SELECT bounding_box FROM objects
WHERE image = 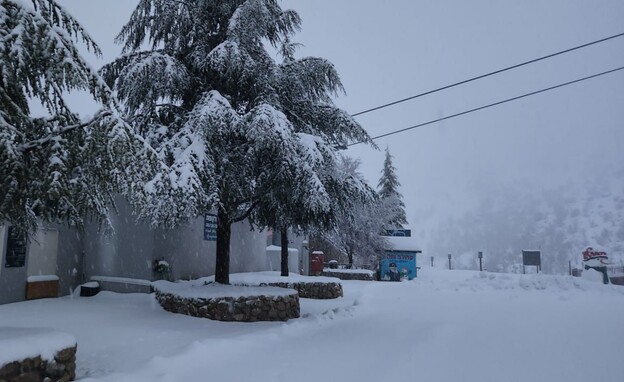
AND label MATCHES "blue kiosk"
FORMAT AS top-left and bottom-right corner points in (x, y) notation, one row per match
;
(379, 229), (421, 281)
